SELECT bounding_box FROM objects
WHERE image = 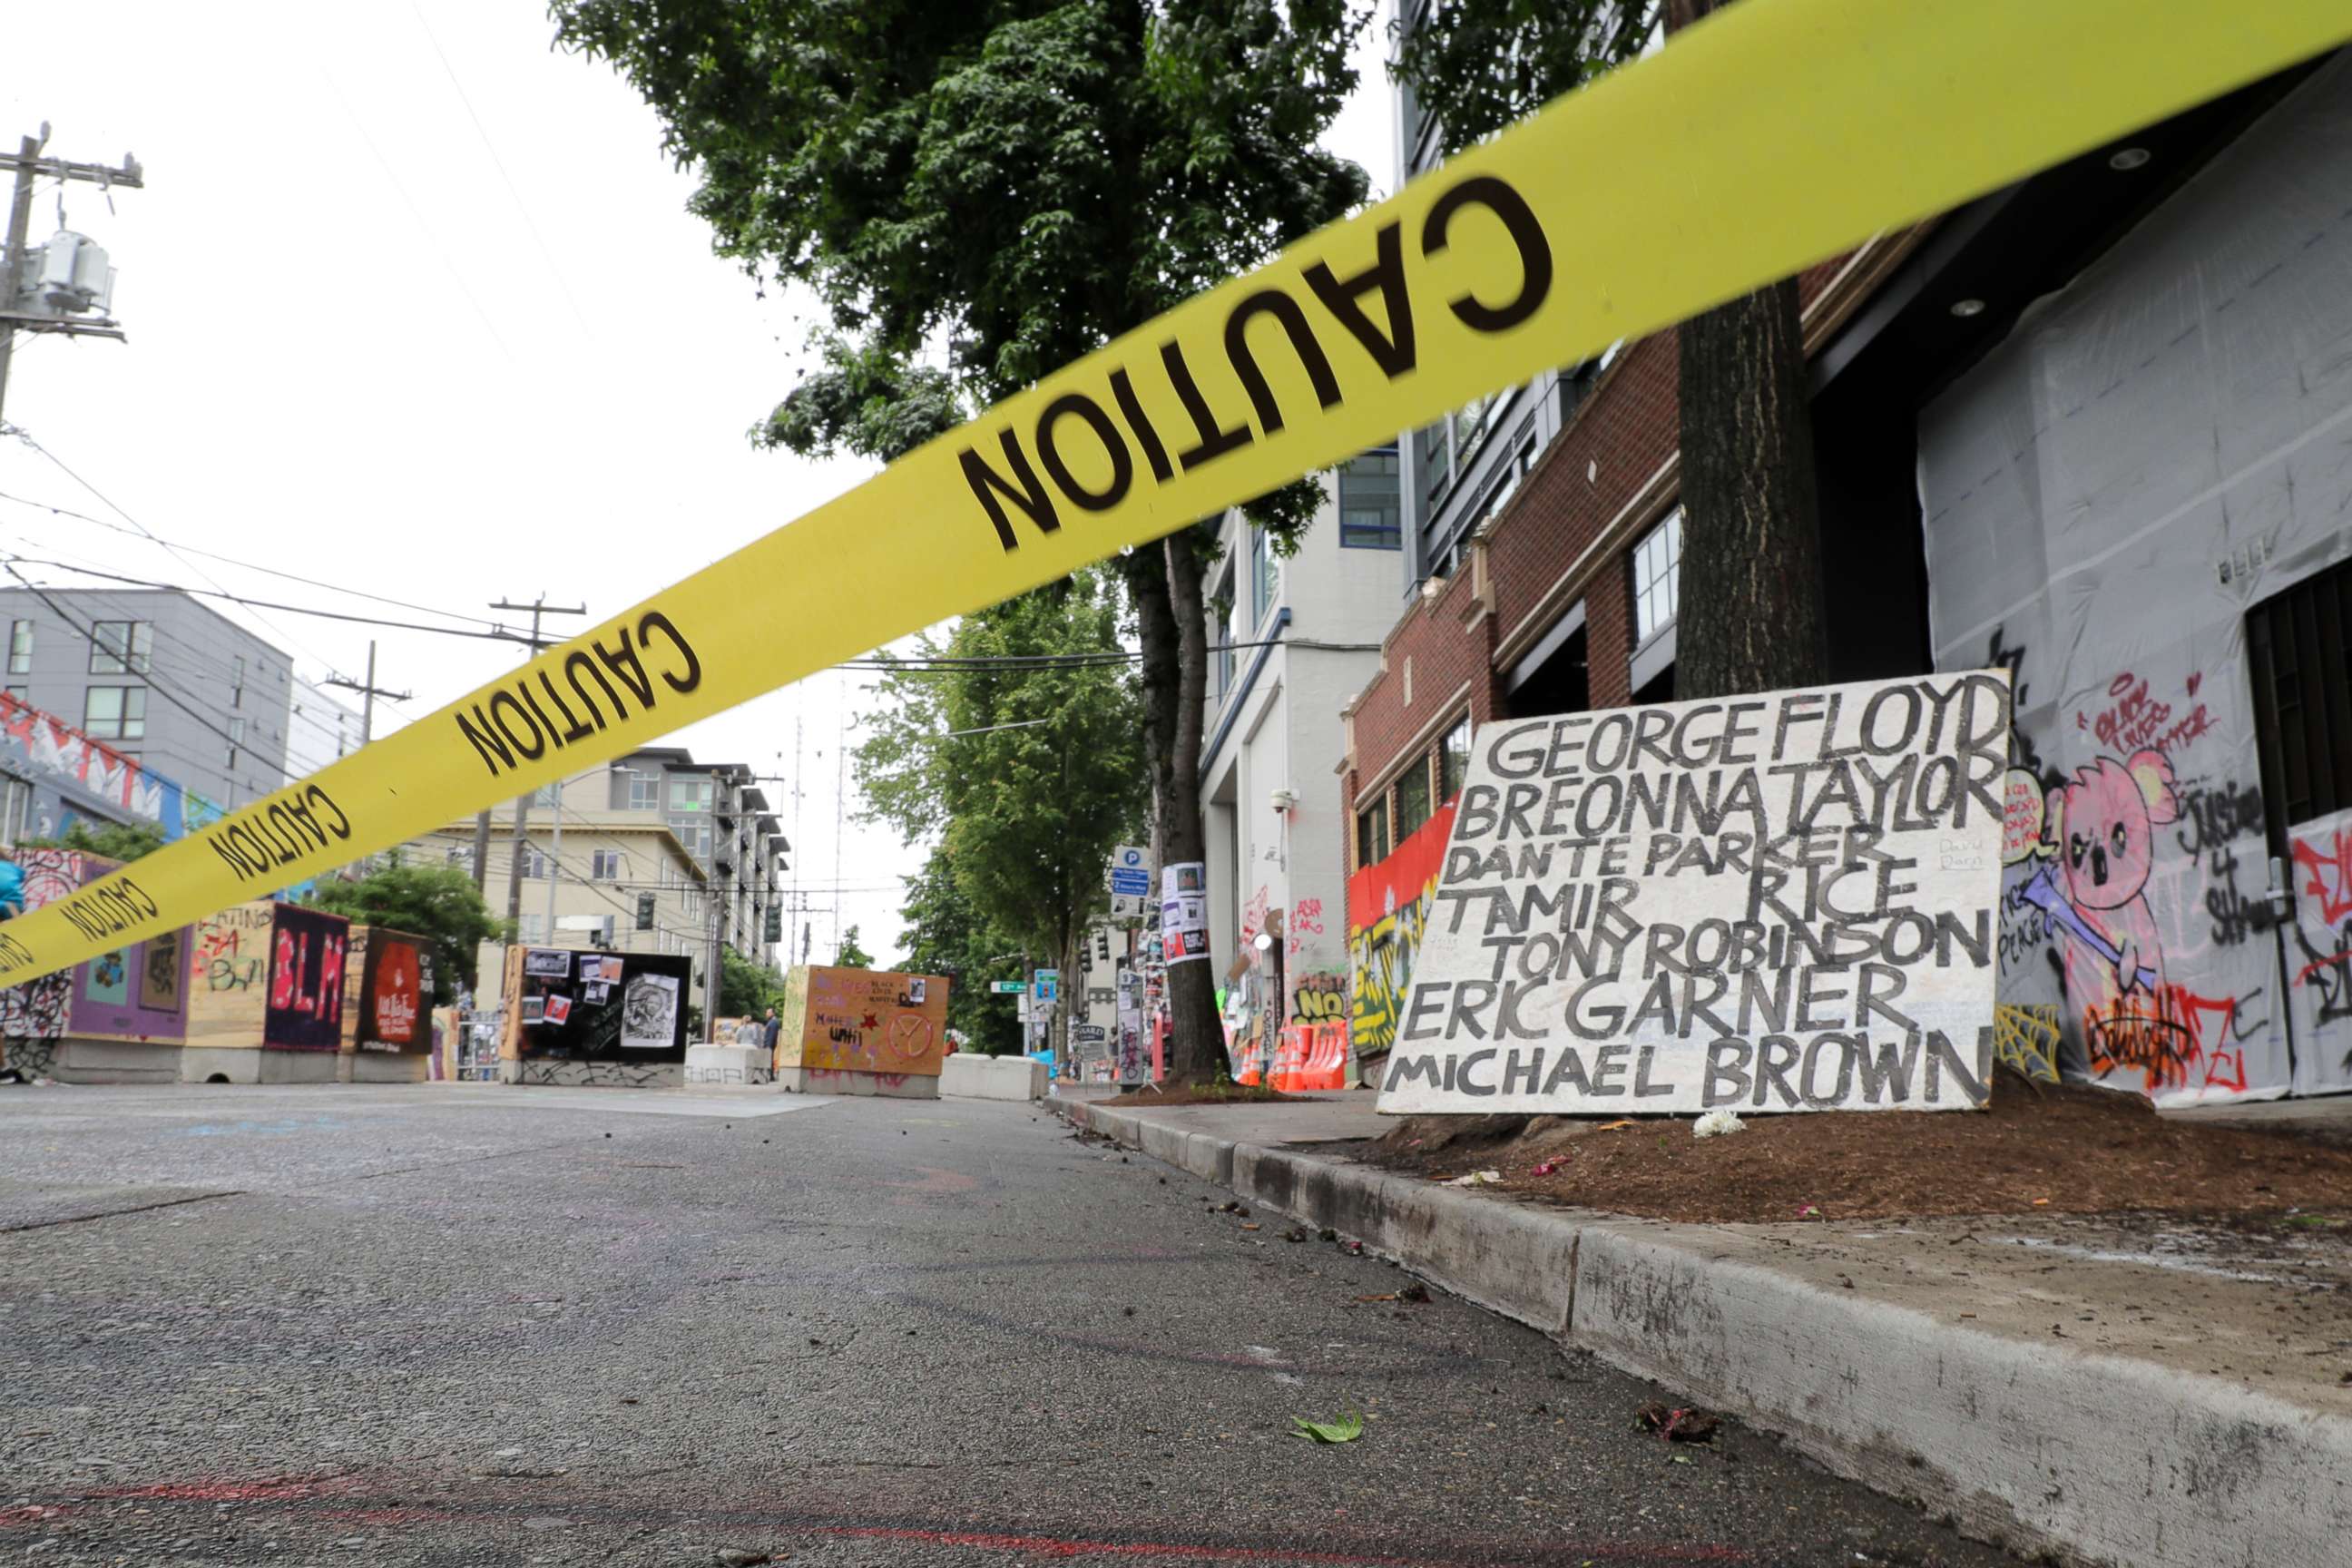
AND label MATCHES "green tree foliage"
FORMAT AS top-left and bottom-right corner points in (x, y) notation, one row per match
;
(16, 818), (170, 863)
(720, 946), (786, 1014)
(548, 0), (1367, 1079)
(306, 862), (507, 1004)
(852, 570), (1144, 1054)
(897, 846), (1024, 1055)
(833, 926), (875, 970)
(1393, 0), (1828, 700)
